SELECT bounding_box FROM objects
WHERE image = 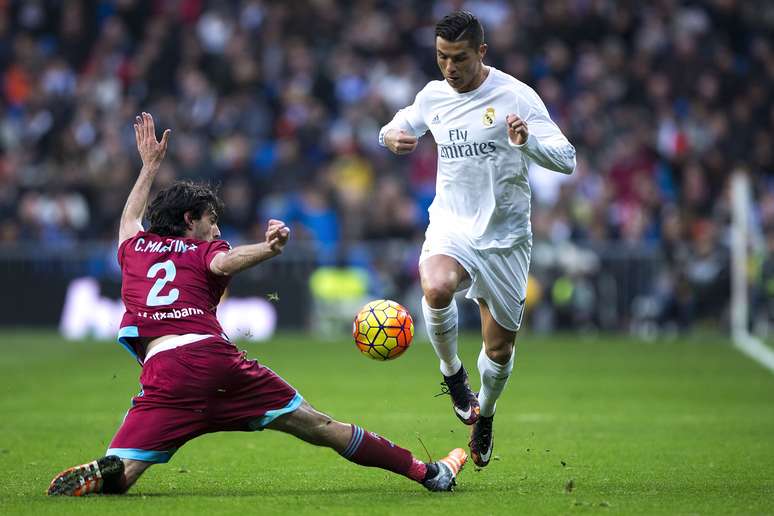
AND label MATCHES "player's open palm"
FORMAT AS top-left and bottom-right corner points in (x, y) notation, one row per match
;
(385, 129), (418, 155)
(134, 112), (171, 168)
(266, 219), (290, 253)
